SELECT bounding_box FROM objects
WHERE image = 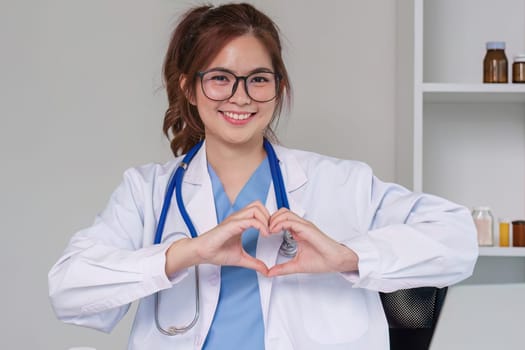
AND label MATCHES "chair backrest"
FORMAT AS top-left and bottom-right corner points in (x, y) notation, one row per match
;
(380, 287), (448, 350)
